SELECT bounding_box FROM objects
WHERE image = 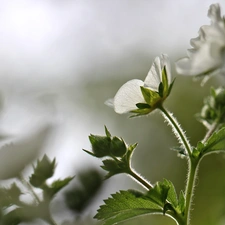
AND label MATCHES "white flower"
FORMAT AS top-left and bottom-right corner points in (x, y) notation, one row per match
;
(106, 54), (173, 116)
(176, 4), (225, 78)
(0, 125), (52, 180)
